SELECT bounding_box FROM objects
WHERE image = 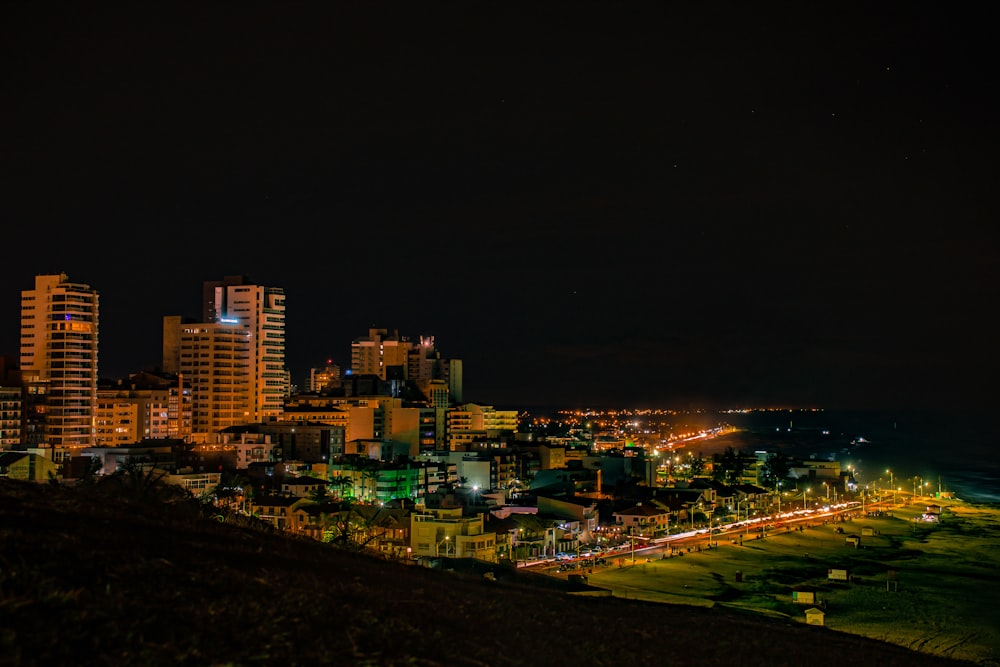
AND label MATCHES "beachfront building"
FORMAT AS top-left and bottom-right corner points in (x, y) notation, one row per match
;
(410, 506), (498, 561)
(612, 501), (671, 539)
